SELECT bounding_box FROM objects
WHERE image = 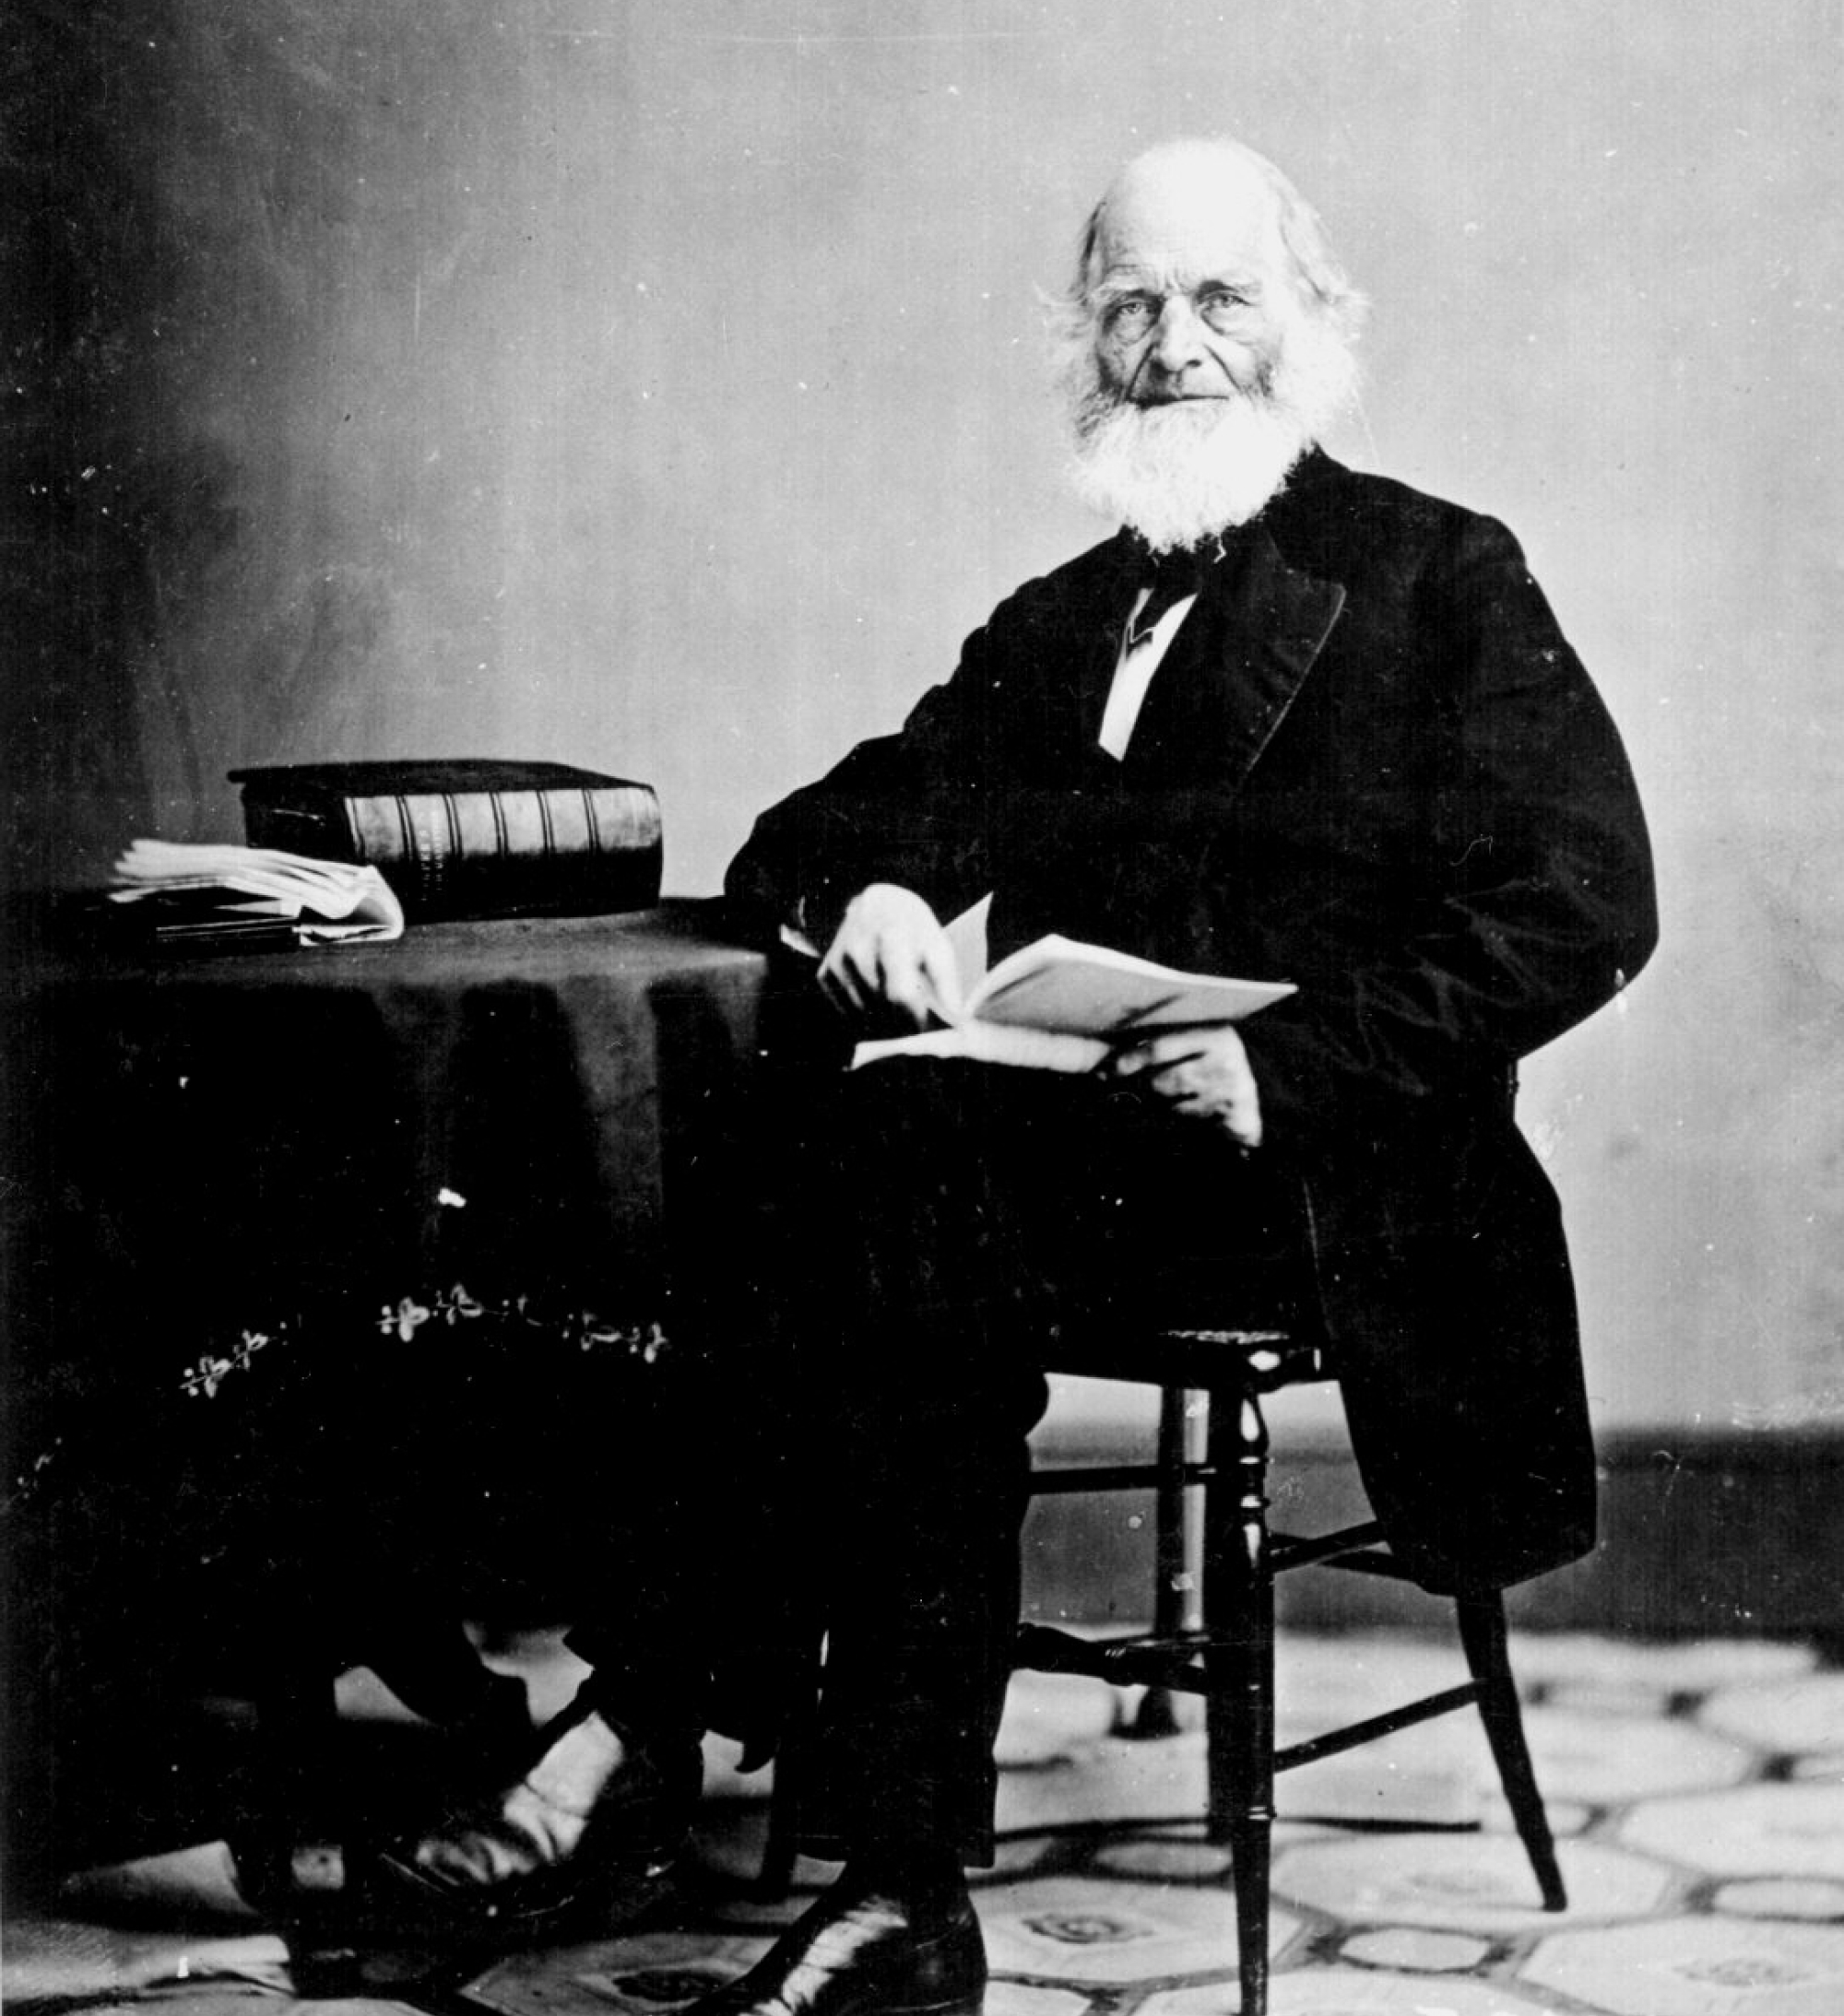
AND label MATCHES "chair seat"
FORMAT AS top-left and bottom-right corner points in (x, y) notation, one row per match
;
(1042, 1316), (1329, 1394)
